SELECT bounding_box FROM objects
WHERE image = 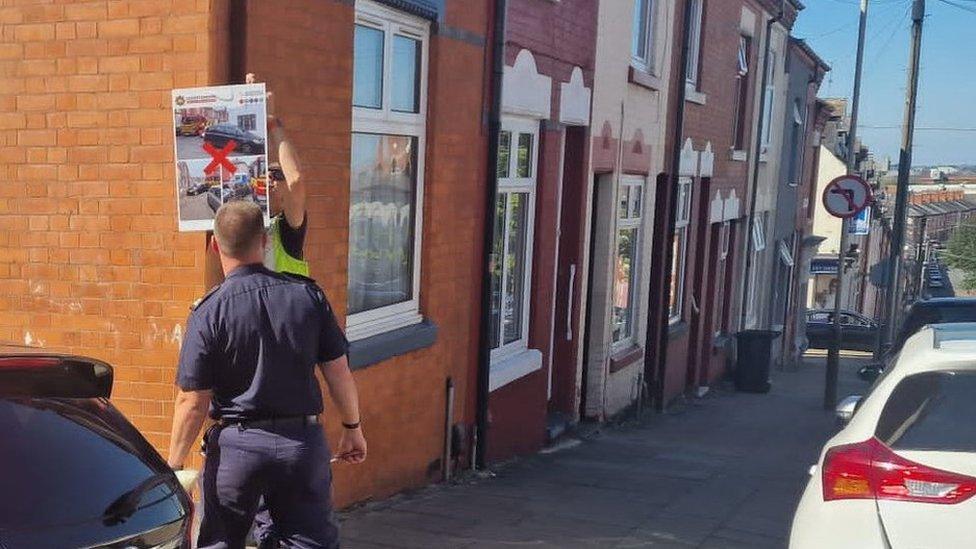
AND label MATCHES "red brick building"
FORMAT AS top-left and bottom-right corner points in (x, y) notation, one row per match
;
(649, 0), (802, 403)
(0, 0), (495, 507)
(485, 0), (597, 460)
